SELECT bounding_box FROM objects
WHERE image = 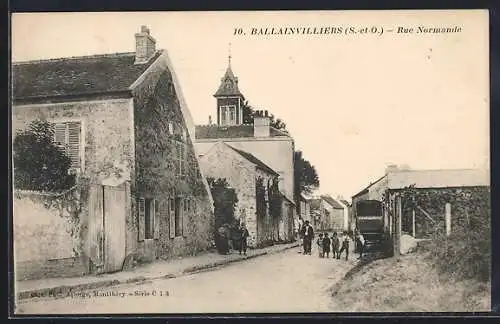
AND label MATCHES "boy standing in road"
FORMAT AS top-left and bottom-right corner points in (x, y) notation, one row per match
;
(322, 233), (331, 258)
(316, 233), (324, 258)
(331, 232), (340, 259)
(338, 231), (351, 261)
